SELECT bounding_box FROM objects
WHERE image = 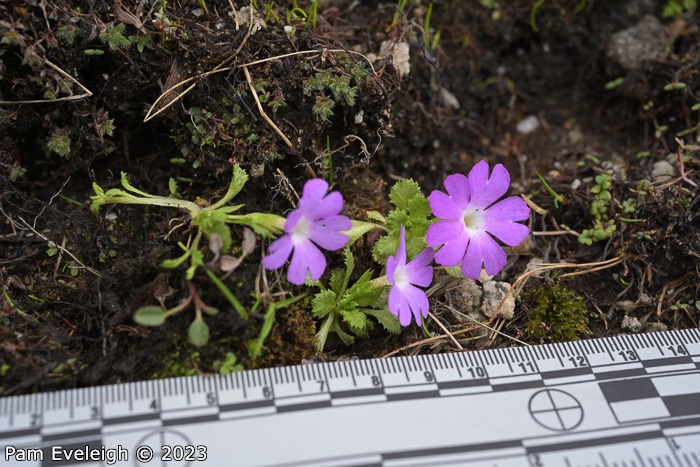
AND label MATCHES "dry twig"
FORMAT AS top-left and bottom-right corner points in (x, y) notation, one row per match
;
(0, 60), (92, 105)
